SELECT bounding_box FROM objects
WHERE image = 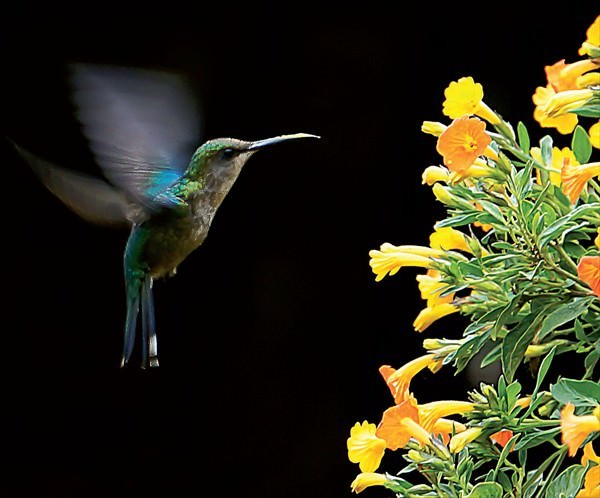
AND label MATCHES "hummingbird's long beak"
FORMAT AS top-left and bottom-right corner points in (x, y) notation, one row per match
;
(247, 133), (320, 151)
